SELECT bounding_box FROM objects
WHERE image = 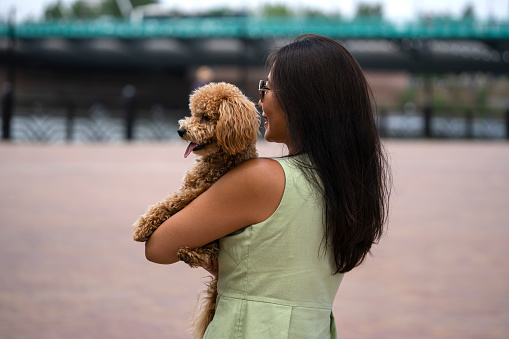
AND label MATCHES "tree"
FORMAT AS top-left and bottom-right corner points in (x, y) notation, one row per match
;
(355, 3), (383, 18)
(301, 9), (329, 19)
(462, 4), (475, 19)
(203, 7), (233, 17)
(262, 4), (292, 17)
(131, 0), (159, 6)
(44, 1), (65, 20)
(43, 0), (159, 20)
(71, 1), (98, 19)
(101, 0), (122, 17)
